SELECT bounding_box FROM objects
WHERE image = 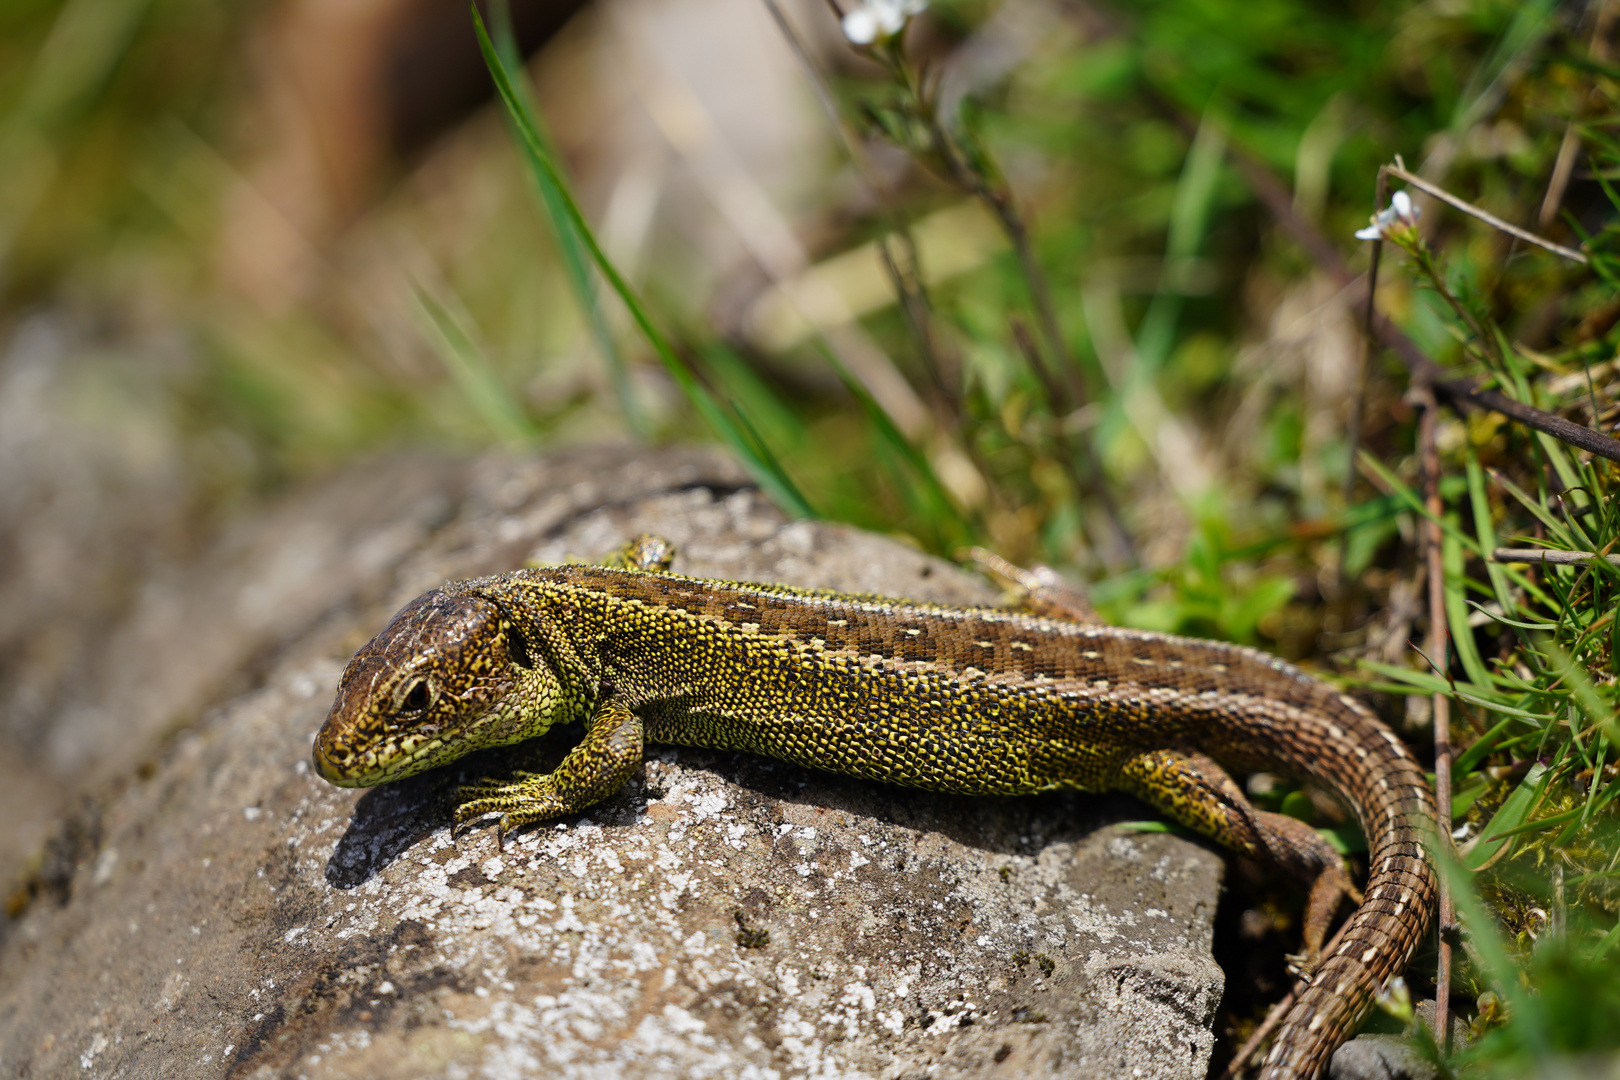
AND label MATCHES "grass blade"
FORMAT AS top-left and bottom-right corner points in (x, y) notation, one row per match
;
(1468, 453), (1515, 611)
(1464, 762), (1550, 871)
(815, 341), (974, 549)
(471, 3), (811, 517)
(485, 2), (641, 434)
(1444, 527), (1494, 688)
(415, 285), (536, 447)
